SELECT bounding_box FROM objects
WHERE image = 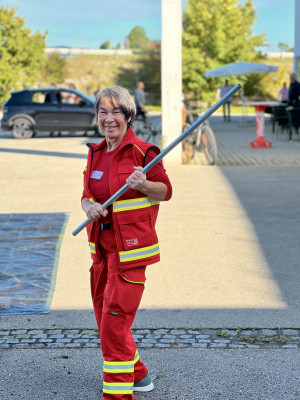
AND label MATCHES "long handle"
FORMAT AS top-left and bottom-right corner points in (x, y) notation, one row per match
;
(72, 84), (241, 236)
